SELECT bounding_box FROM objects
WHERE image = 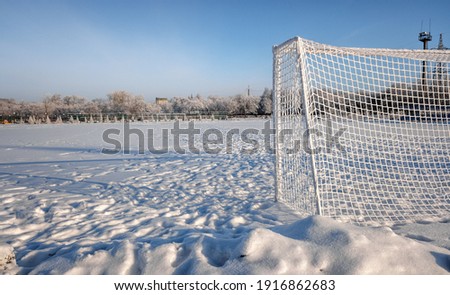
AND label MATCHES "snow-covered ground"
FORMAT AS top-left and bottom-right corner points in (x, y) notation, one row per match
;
(0, 120), (449, 274)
